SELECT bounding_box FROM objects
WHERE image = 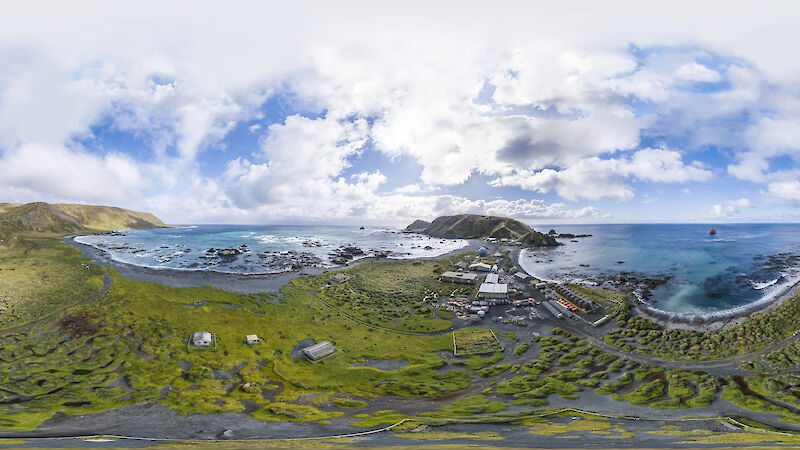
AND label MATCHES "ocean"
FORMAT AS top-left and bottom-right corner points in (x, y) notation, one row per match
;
(520, 223), (800, 318)
(73, 224), (469, 274)
(75, 223), (800, 318)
